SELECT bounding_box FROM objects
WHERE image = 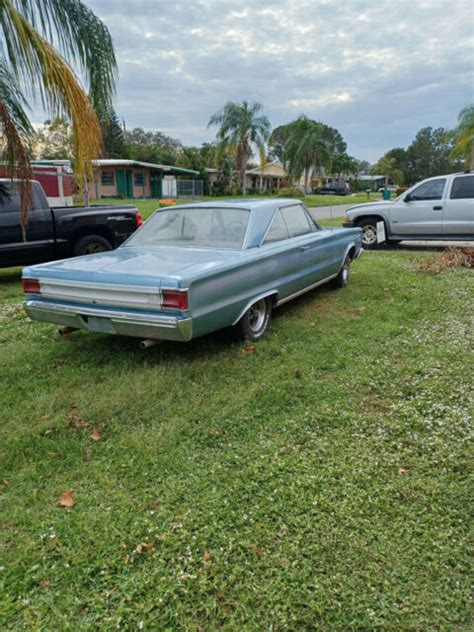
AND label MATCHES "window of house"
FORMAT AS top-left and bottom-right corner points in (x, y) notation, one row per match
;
(134, 172), (144, 187)
(450, 175), (474, 199)
(101, 171), (114, 186)
(263, 210), (290, 244)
